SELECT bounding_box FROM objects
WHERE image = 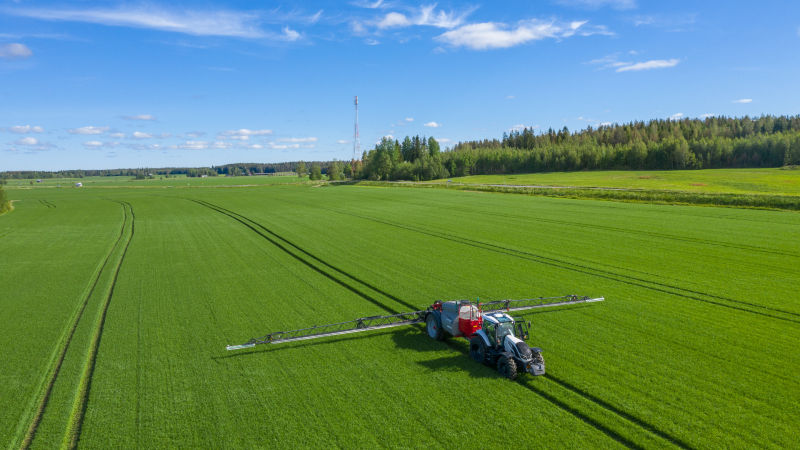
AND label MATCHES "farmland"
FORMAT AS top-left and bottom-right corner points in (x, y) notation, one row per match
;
(1, 176), (799, 448)
(431, 168), (800, 195)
